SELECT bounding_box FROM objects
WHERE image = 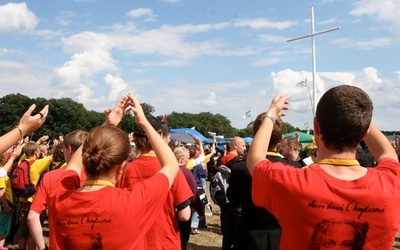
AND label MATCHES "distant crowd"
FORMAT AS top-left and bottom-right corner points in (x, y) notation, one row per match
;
(0, 86), (399, 250)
